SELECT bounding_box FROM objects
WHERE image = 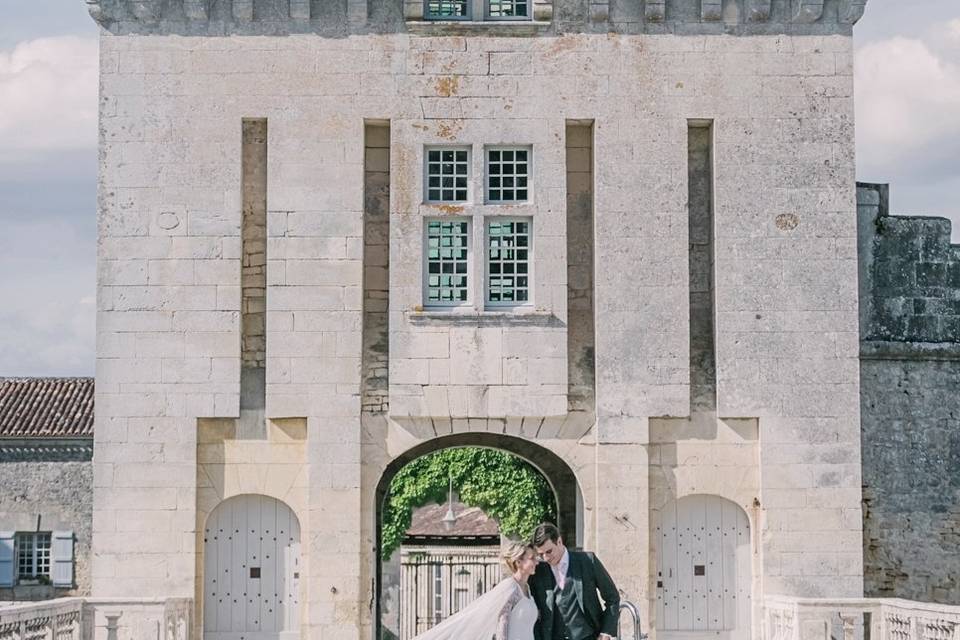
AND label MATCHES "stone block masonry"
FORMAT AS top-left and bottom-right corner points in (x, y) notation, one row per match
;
(687, 122), (716, 414)
(565, 121), (595, 416)
(90, 8), (867, 638)
(858, 183), (960, 345)
(0, 458), (92, 600)
(241, 119), (268, 372)
(858, 182), (960, 604)
(362, 122), (391, 414)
